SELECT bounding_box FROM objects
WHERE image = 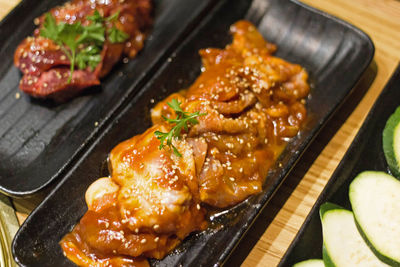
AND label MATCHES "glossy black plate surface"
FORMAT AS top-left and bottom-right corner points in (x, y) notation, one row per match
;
(13, 0), (374, 266)
(0, 0), (216, 197)
(278, 64), (400, 267)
